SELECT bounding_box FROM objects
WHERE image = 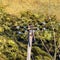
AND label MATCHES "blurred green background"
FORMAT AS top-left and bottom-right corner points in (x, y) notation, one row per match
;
(0, 0), (60, 60)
